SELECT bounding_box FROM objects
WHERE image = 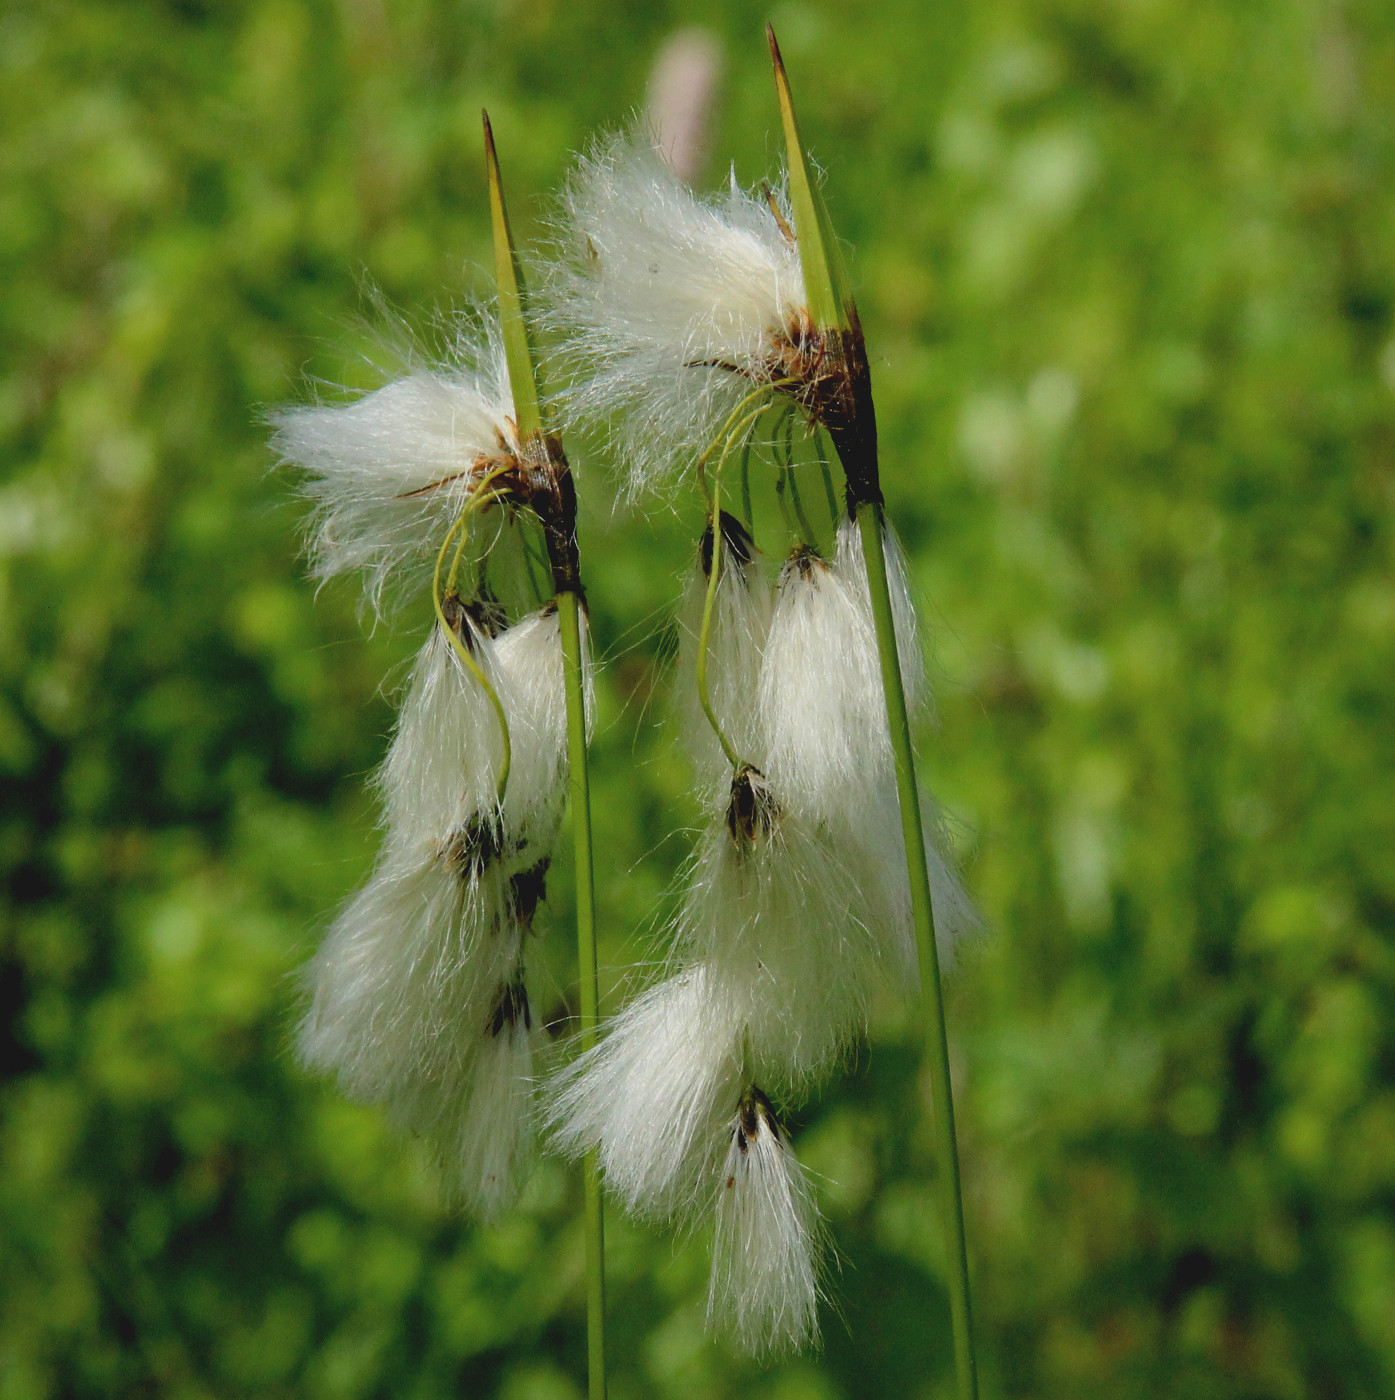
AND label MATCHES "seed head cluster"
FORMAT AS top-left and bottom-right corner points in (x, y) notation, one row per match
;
(273, 311), (590, 1221)
(276, 126), (977, 1364)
